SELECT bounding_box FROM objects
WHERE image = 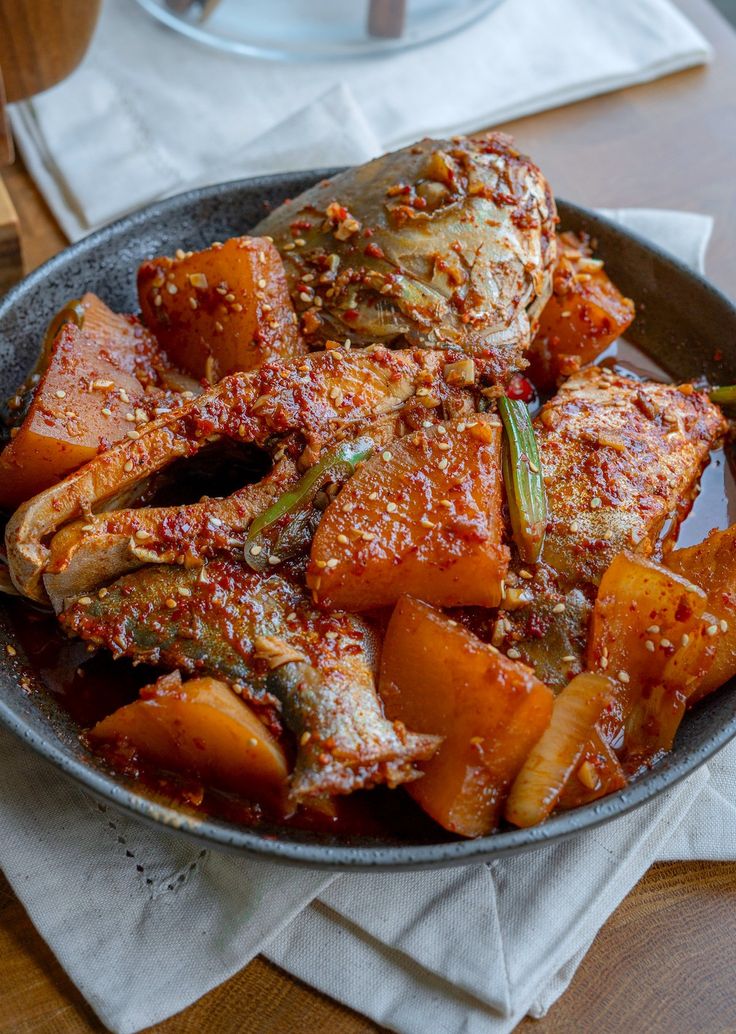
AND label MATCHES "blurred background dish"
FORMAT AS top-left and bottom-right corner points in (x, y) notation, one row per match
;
(134, 0), (505, 61)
